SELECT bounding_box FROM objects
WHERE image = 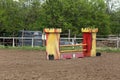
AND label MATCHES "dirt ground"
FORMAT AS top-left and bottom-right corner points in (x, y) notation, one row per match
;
(0, 49), (120, 80)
